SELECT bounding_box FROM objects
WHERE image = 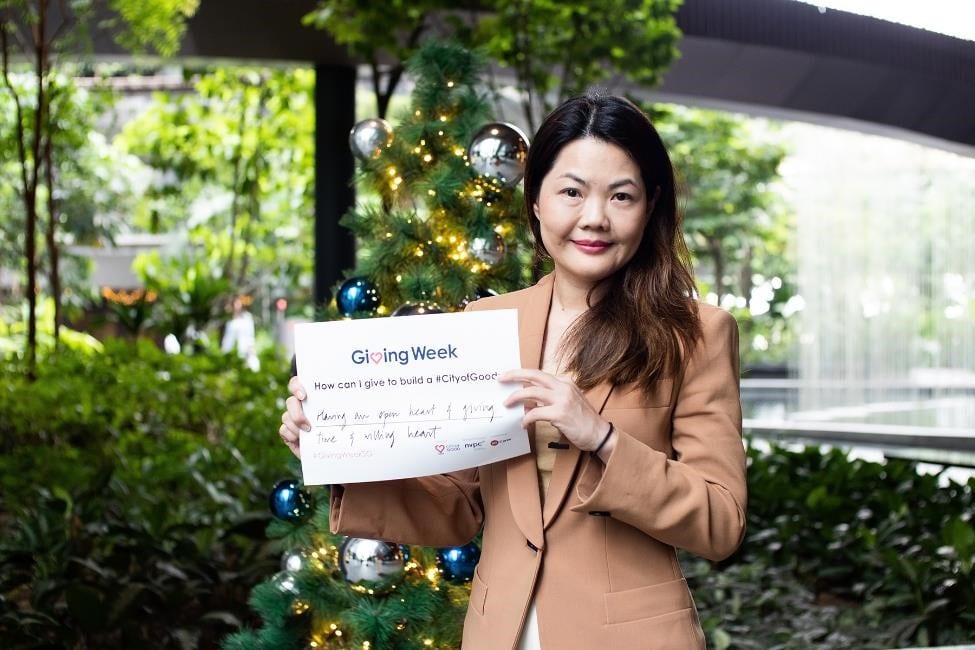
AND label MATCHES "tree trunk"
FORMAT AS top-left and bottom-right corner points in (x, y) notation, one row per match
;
(29, 2), (50, 375)
(709, 238), (725, 300)
(235, 85), (270, 290)
(739, 245), (753, 302)
(223, 85), (250, 282)
(2, 3), (49, 379)
(44, 117), (60, 347)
